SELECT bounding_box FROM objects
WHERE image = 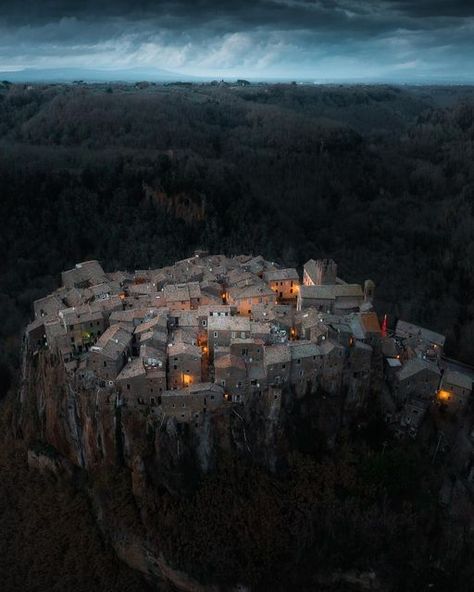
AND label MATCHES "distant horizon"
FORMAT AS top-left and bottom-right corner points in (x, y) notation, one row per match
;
(2, 65), (474, 86)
